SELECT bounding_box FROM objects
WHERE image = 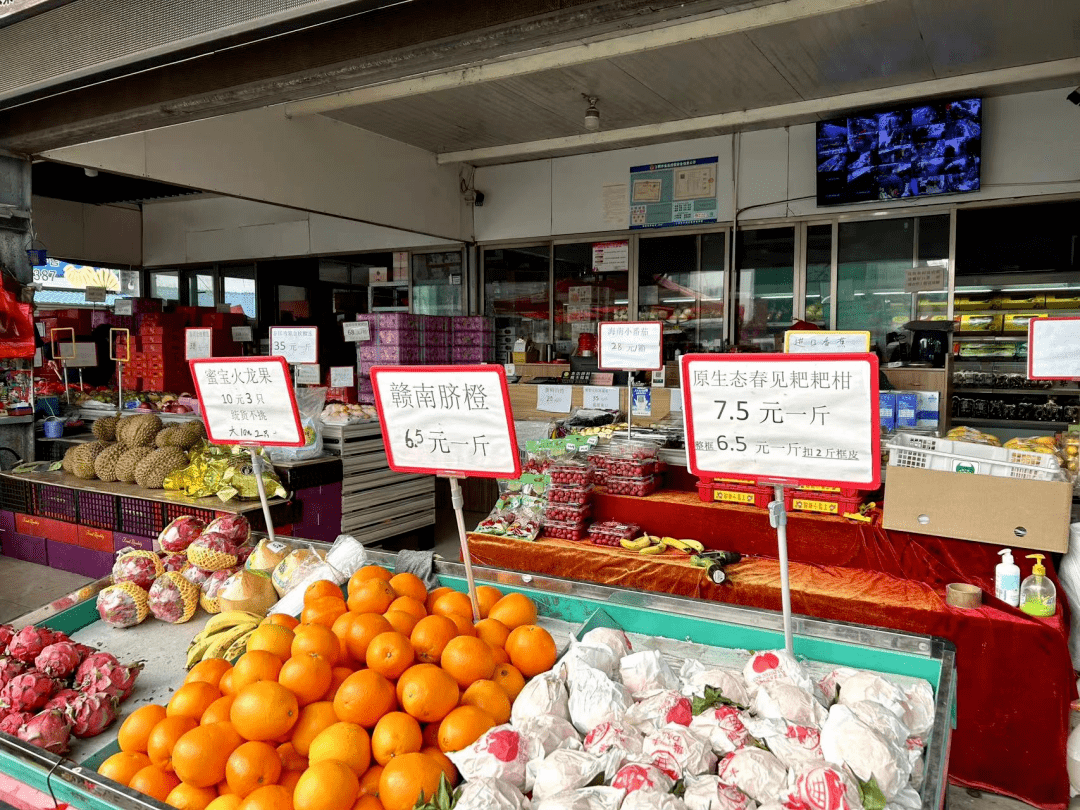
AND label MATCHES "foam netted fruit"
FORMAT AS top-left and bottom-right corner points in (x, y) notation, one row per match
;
(204, 514), (251, 547)
(17, 709), (71, 754)
(135, 448), (189, 489)
(198, 566), (241, 614)
(187, 534), (239, 571)
(114, 447), (144, 483)
(96, 583), (150, 628)
(92, 415), (119, 442)
(161, 554), (186, 573)
(34, 642), (82, 679)
(93, 443), (125, 482)
(112, 550), (165, 591)
(158, 515), (206, 554)
(148, 572), (199, 624)
(180, 562), (214, 589)
(75, 653), (142, 701)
